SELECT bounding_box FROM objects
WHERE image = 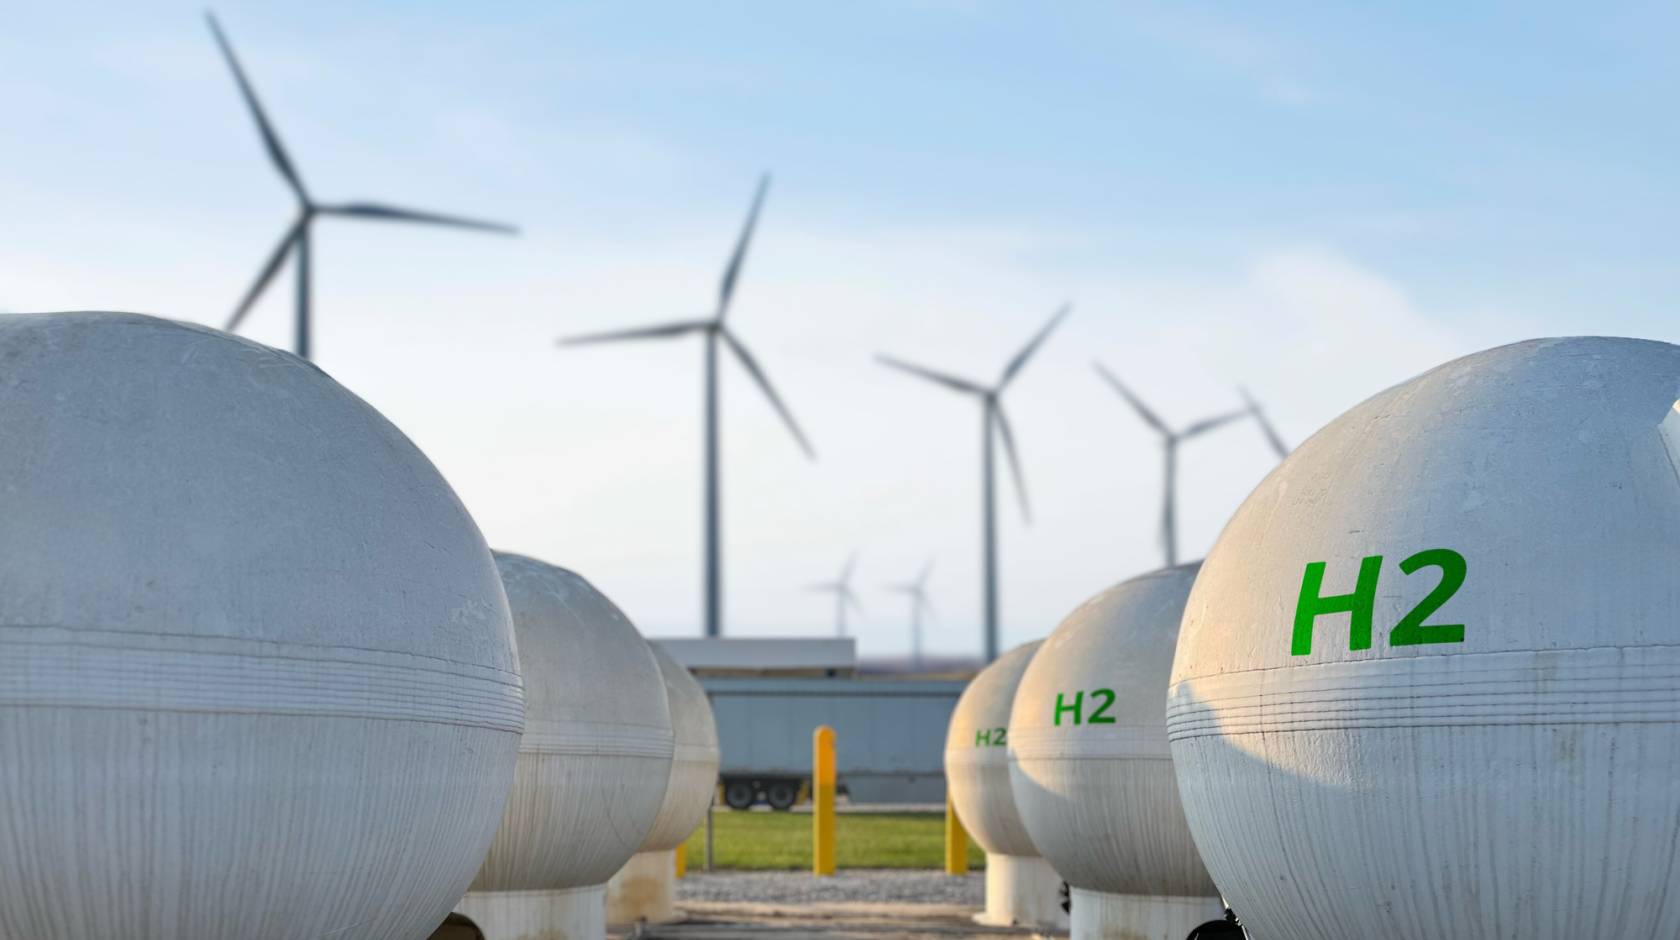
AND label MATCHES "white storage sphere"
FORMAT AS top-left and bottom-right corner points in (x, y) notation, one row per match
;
(605, 643), (719, 925)
(635, 643), (720, 853)
(0, 312), (524, 940)
(458, 553), (674, 938)
(945, 641), (1065, 929)
(1168, 336), (1680, 939)
(1009, 564), (1221, 940)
